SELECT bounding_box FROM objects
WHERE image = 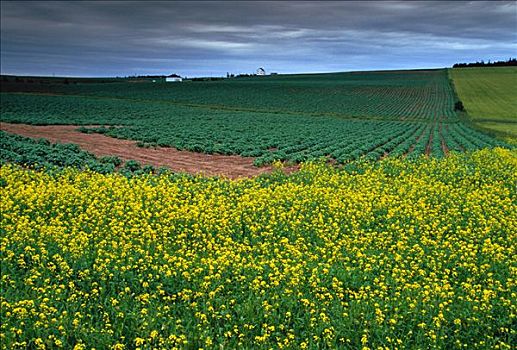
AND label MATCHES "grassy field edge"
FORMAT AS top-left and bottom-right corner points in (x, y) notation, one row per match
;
(448, 67), (517, 144)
